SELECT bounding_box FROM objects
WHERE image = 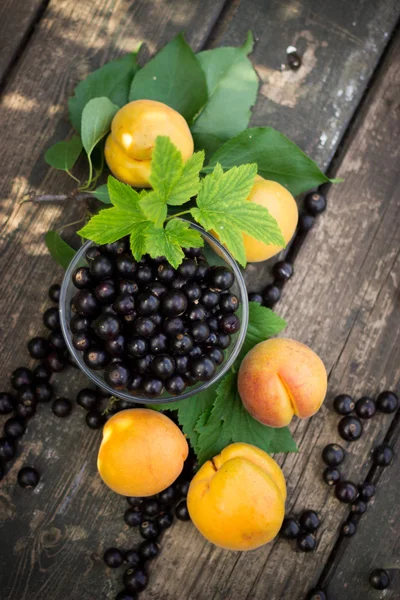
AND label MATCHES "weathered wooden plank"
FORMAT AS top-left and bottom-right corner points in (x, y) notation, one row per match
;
(144, 29), (400, 600)
(326, 418), (400, 599)
(0, 0), (46, 86)
(0, 1), (228, 598)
